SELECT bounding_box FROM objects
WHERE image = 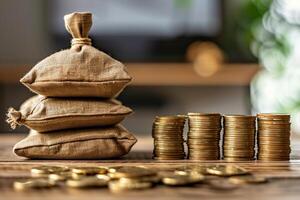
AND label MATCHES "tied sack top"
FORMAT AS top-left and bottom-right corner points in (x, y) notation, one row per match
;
(20, 12), (131, 98)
